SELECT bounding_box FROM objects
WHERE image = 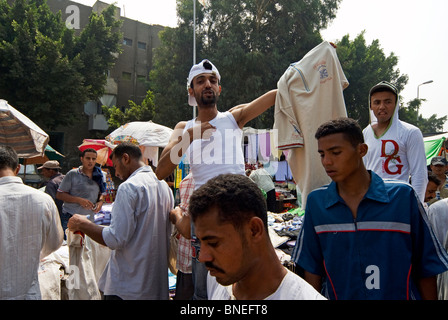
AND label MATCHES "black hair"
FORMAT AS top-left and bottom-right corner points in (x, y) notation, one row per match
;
(80, 148), (97, 157)
(0, 145), (19, 171)
(189, 174), (268, 233)
(110, 142), (142, 160)
(203, 60), (213, 70)
(315, 117), (364, 148)
(428, 171), (441, 186)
